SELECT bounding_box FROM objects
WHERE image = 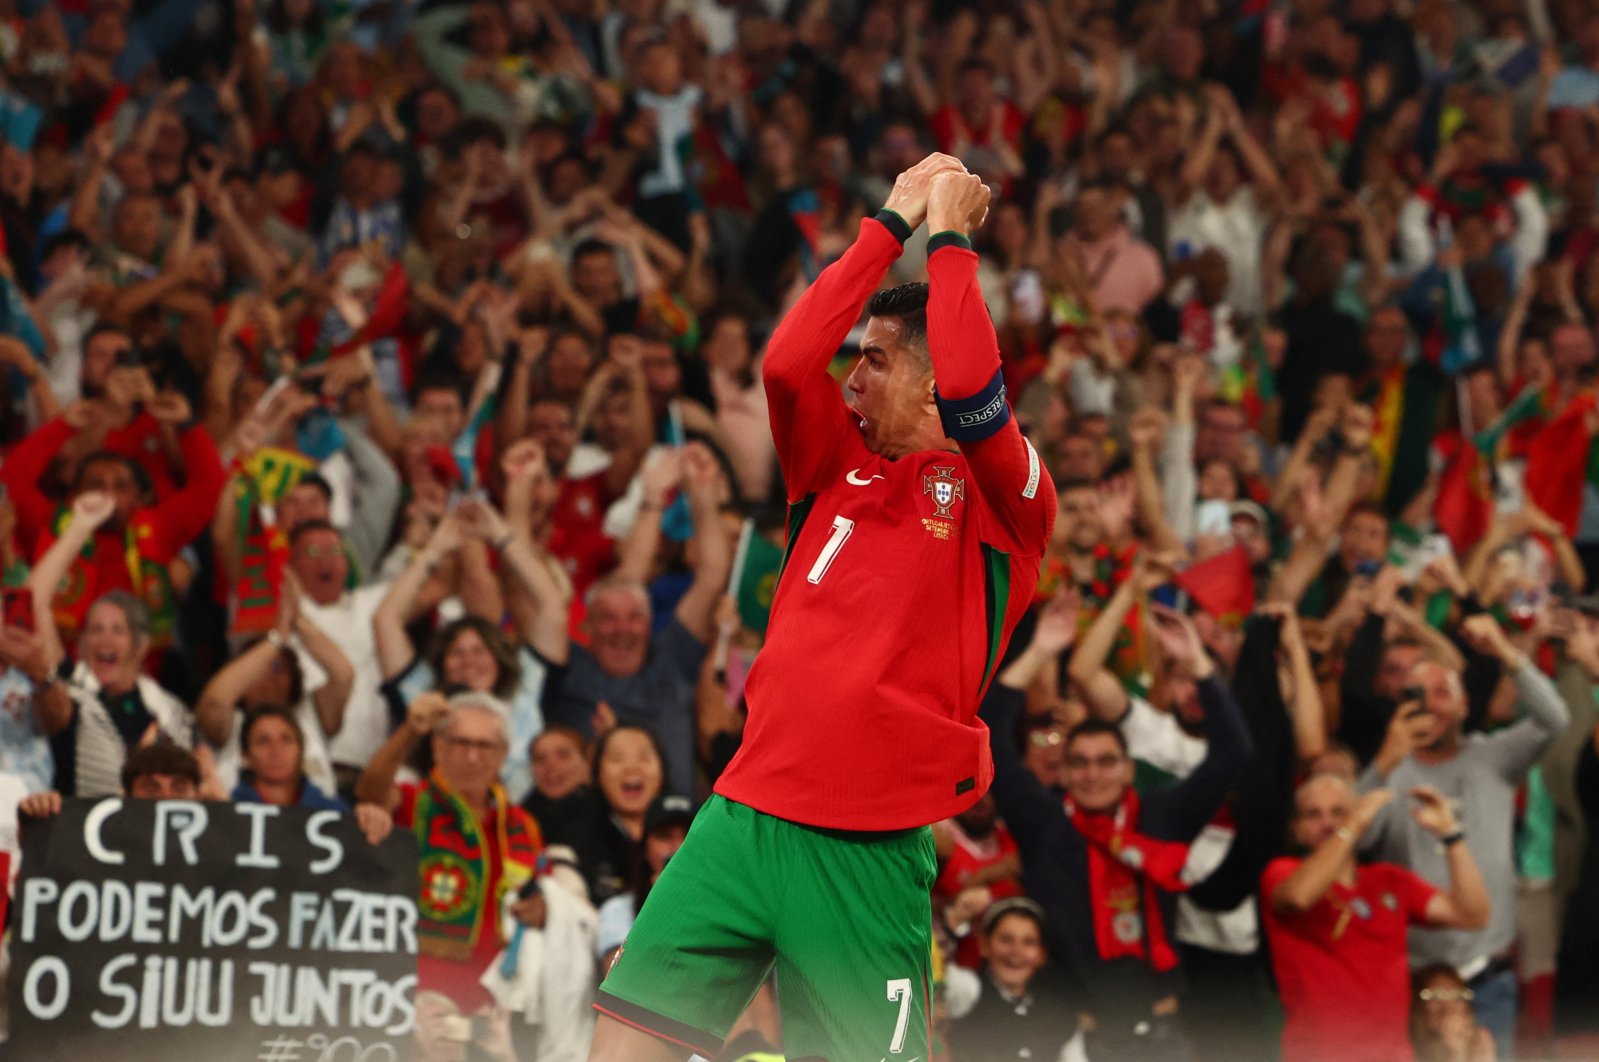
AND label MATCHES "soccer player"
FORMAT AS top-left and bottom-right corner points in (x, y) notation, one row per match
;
(588, 156), (1056, 1060)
